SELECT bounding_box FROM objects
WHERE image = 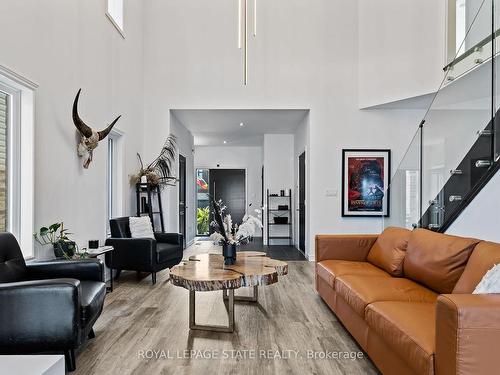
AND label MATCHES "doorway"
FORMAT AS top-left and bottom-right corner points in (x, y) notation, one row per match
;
(298, 151), (306, 253)
(179, 154), (187, 248)
(209, 169), (246, 234)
